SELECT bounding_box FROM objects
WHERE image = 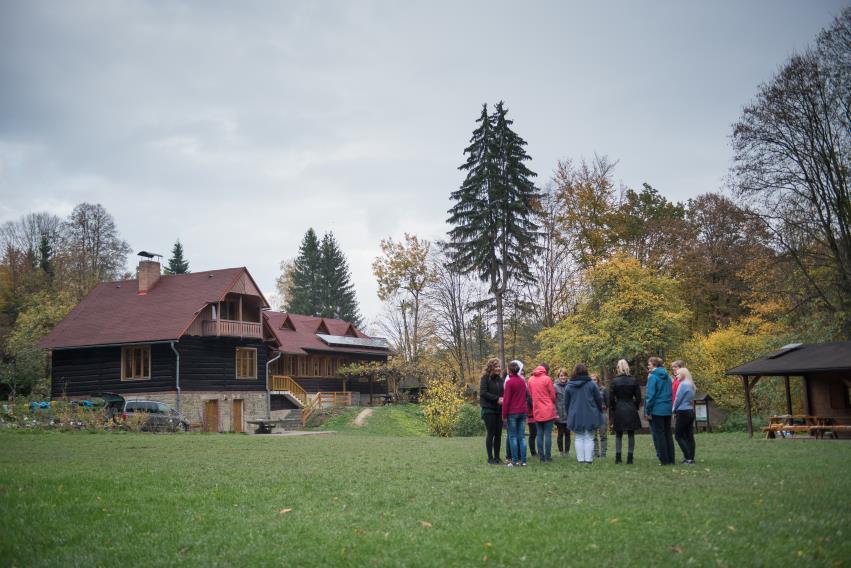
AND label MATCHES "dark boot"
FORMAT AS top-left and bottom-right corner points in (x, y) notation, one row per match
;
(615, 453), (622, 464)
(627, 453), (634, 464)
